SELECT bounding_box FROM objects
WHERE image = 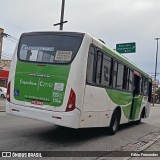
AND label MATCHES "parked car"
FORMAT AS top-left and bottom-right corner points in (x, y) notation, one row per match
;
(0, 87), (7, 98)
